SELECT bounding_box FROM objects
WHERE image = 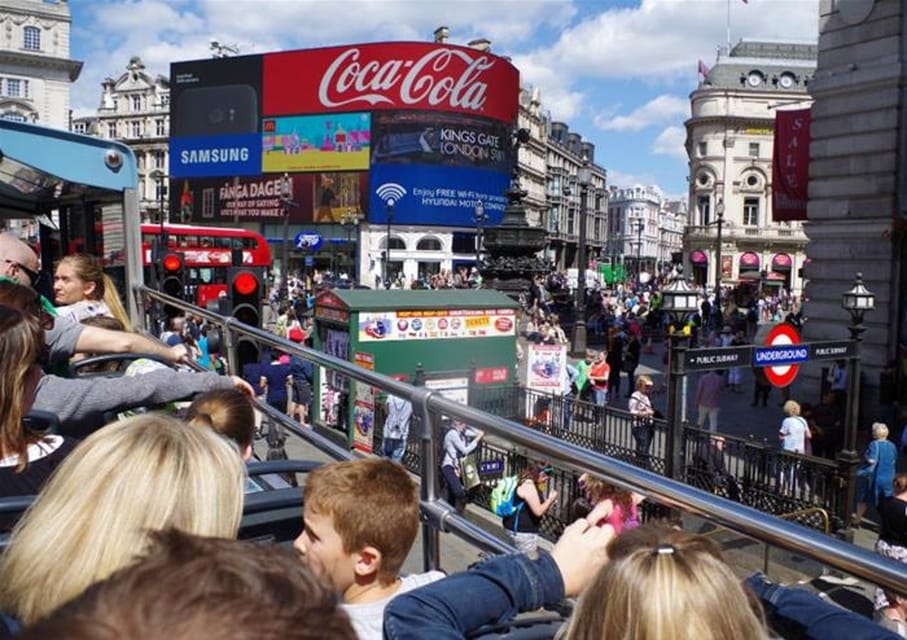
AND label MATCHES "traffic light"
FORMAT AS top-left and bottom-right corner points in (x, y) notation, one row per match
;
(160, 252), (185, 298)
(228, 267), (263, 369)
